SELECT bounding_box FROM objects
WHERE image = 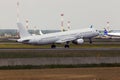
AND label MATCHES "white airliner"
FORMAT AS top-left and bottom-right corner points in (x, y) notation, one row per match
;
(107, 32), (120, 37)
(104, 29), (120, 37)
(17, 22), (99, 48)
